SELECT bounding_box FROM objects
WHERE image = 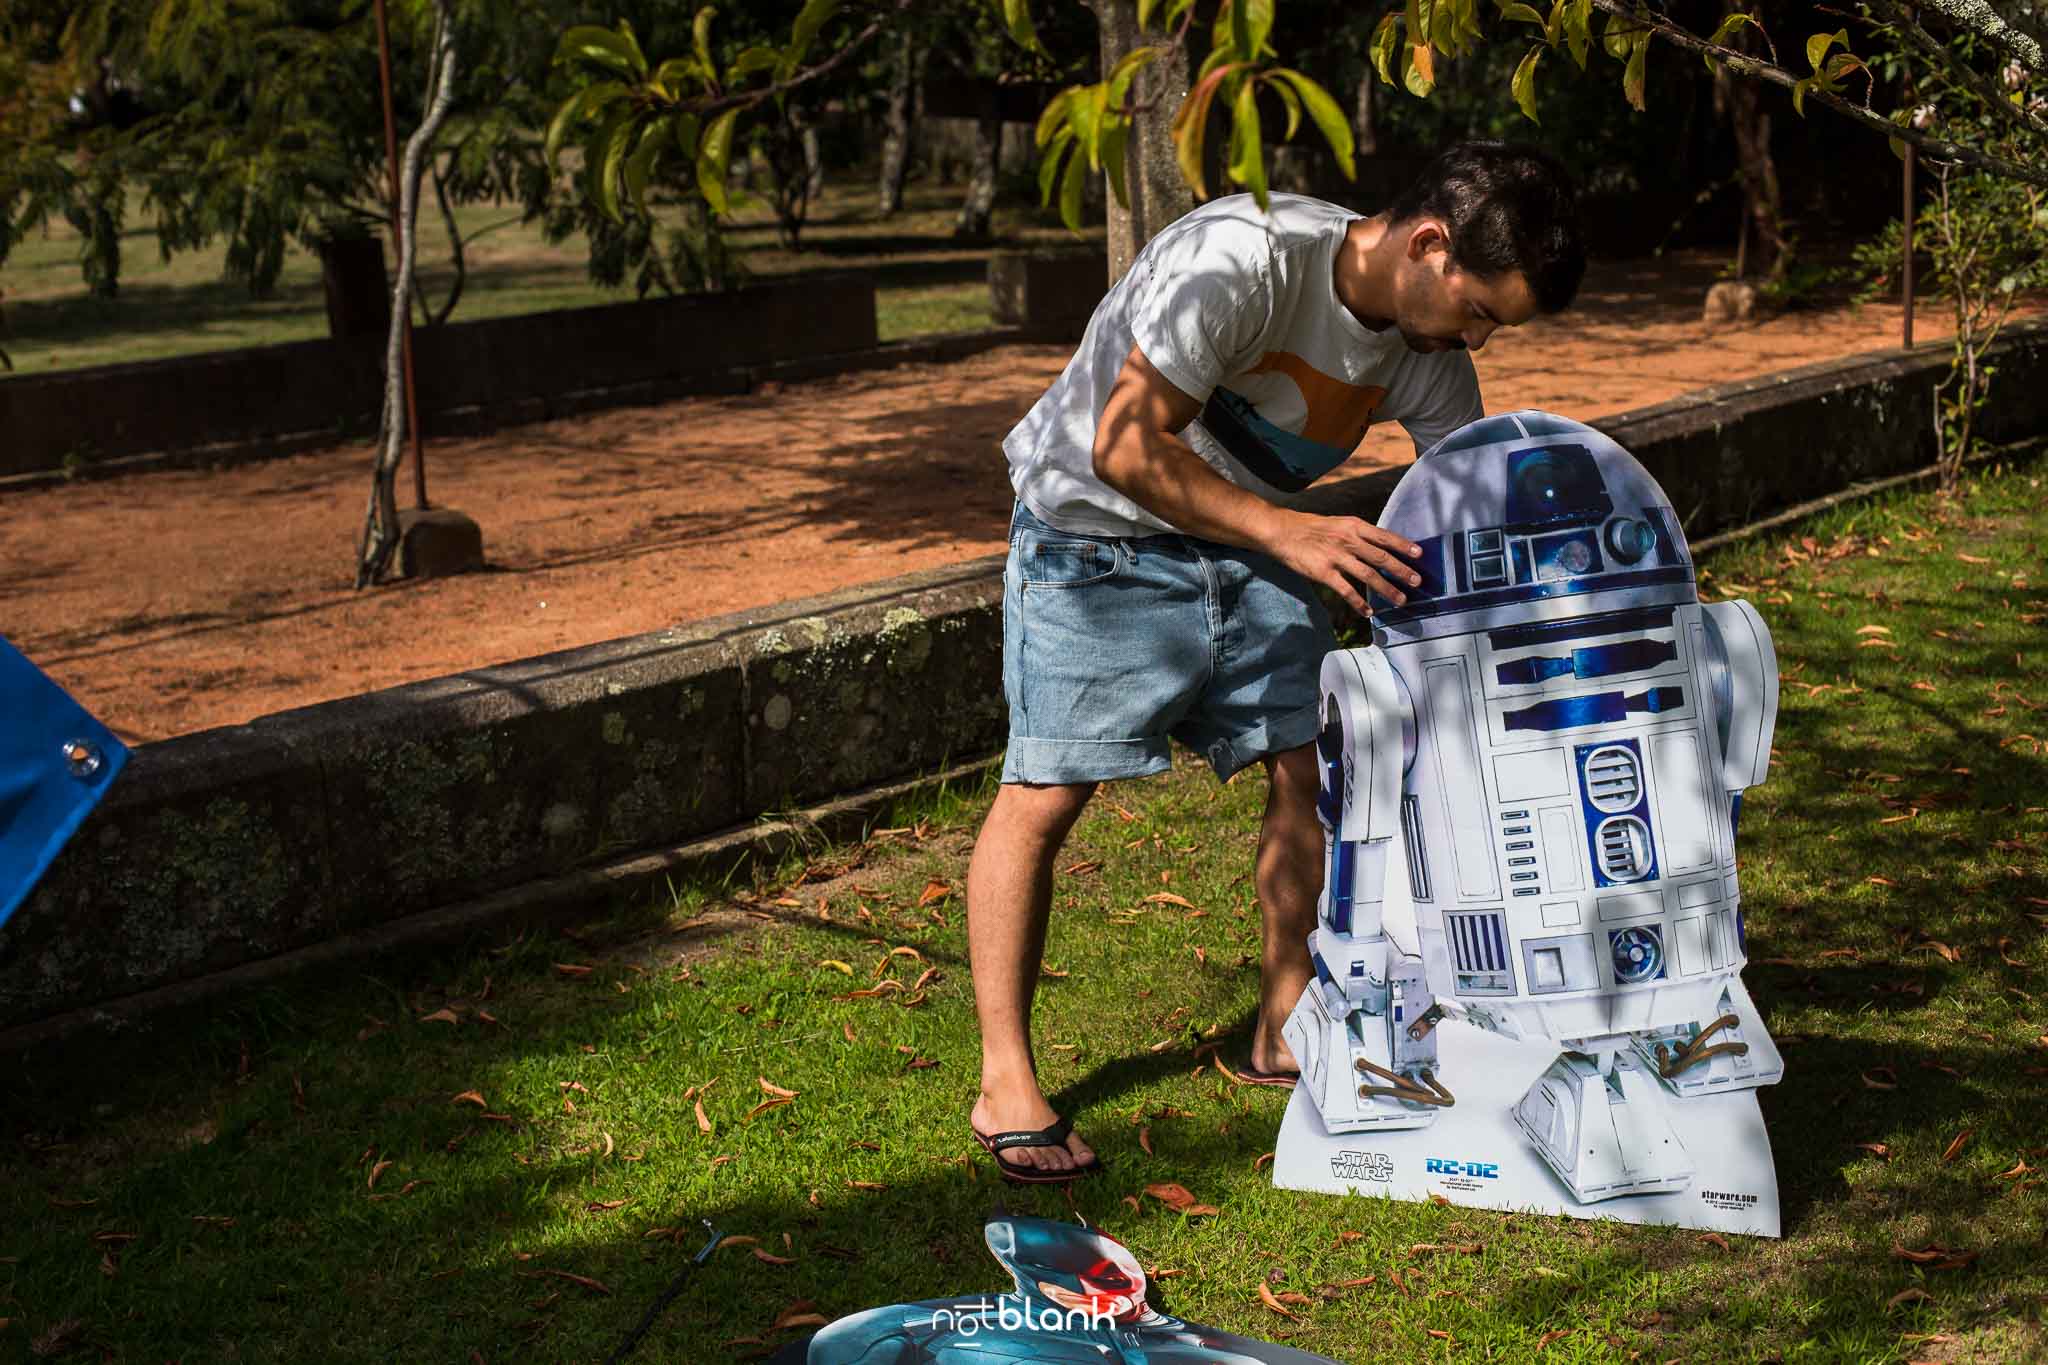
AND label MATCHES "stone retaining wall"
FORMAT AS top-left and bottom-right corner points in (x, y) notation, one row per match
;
(4, 321), (2043, 1033)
